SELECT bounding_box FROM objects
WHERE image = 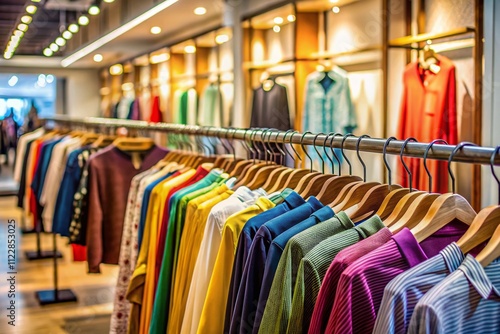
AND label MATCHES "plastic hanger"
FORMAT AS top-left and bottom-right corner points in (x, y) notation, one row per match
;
(332, 134), (381, 212)
(293, 132), (322, 194)
(411, 142), (477, 242)
(385, 137), (431, 228)
(315, 132), (362, 204)
(375, 137), (410, 220)
(346, 135), (402, 222)
(457, 146), (500, 255)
